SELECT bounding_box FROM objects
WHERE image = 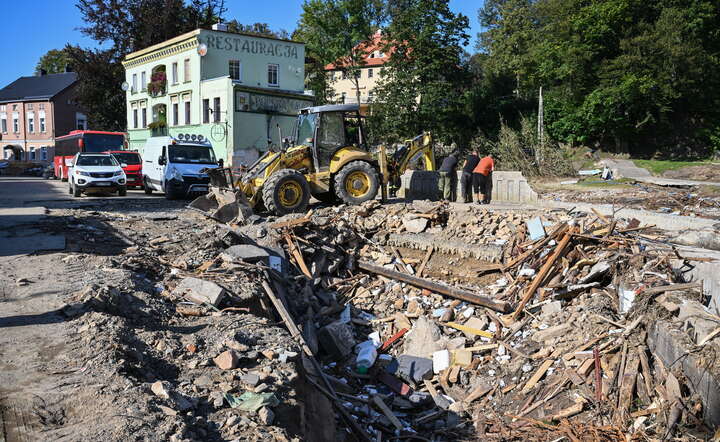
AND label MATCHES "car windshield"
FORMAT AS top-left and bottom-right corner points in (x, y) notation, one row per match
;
(111, 152), (141, 165)
(168, 145), (216, 164)
(296, 113), (317, 145)
(76, 155), (119, 166)
(84, 134), (125, 153)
